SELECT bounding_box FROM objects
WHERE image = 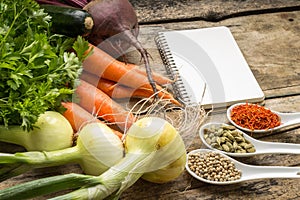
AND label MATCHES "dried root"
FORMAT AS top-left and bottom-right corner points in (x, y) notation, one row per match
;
(126, 88), (207, 146)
